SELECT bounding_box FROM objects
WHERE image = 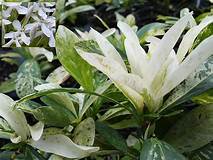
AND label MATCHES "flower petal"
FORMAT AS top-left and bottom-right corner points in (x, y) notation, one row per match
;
(49, 33), (55, 47)
(21, 32), (31, 45)
(4, 32), (14, 39)
(2, 8), (12, 18)
(41, 23), (52, 37)
(2, 19), (12, 25)
(2, 39), (14, 48)
(16, 5), (28, 15)
(12, 20), (22, 31)
(38, 8), (47, 19)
